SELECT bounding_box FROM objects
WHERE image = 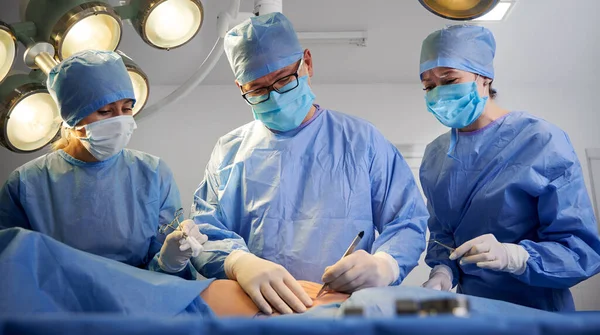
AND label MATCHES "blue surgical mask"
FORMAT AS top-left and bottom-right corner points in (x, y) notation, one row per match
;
(425, 81), (488, 129)
(251, 76), (316, 132)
